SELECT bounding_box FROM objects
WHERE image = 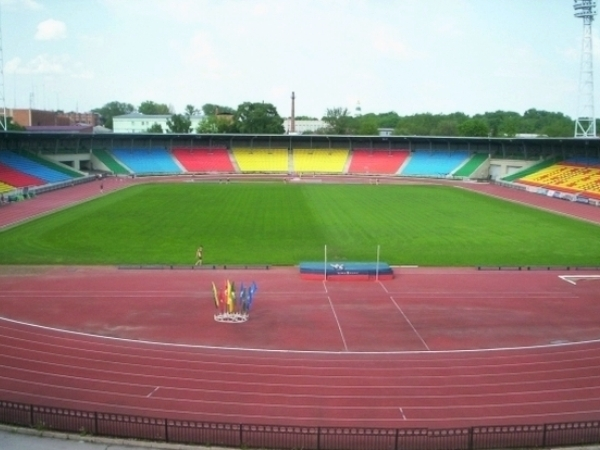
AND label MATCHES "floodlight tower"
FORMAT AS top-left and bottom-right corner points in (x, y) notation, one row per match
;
(0, 4), (6, 131)
(574, 0), (597, 138)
